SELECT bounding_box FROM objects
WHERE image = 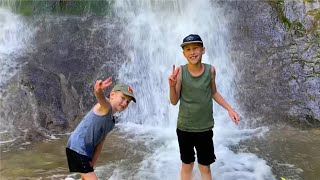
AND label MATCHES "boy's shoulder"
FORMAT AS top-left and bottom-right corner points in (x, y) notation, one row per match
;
(202, 63), (215, 69)
(93, 103), (111, 116)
